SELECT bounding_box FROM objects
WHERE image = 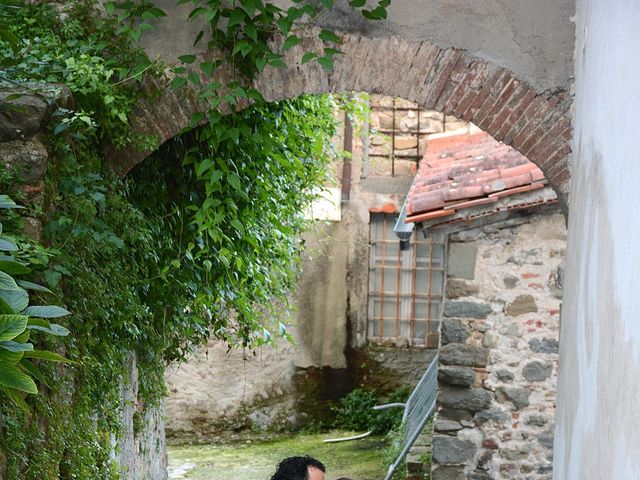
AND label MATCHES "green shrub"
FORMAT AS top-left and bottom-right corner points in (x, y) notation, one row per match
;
(332, 386), (410, 435)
